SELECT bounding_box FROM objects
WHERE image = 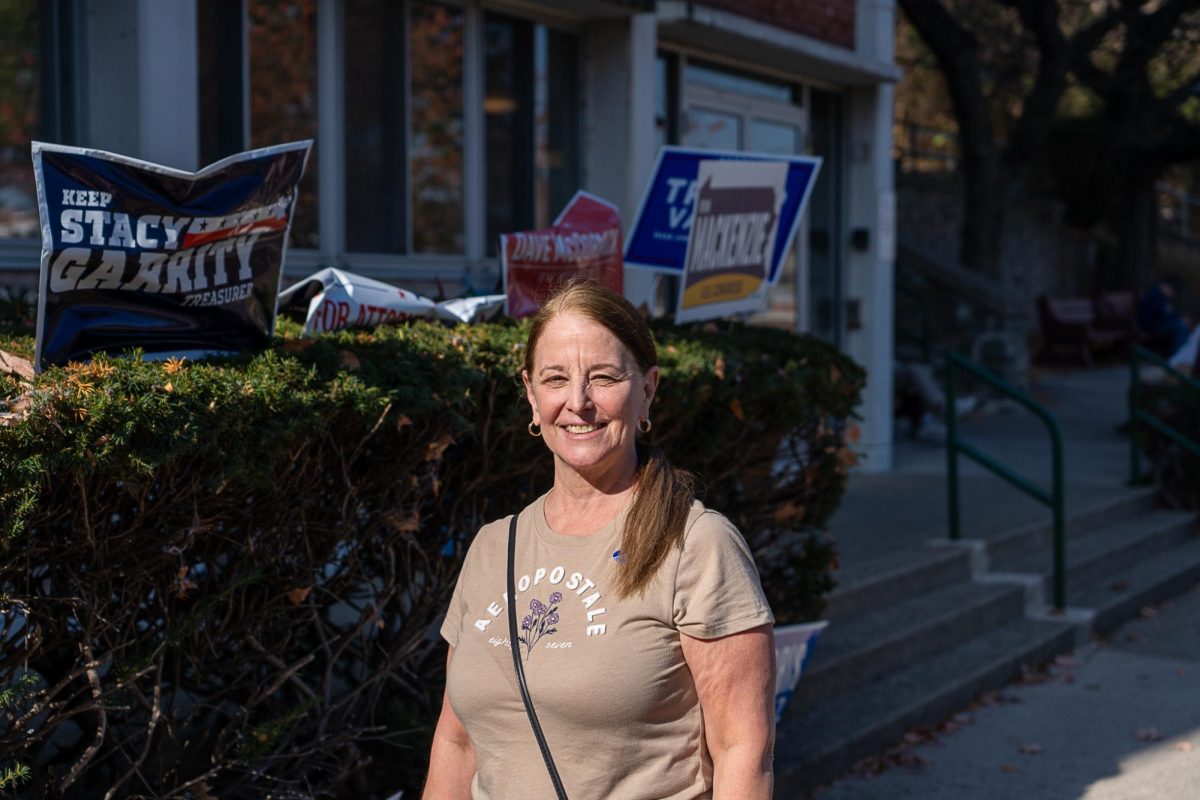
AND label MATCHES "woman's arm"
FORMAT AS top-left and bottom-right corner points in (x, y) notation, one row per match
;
(421, 647), (476, 800)
(680, 624), (775, 800)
